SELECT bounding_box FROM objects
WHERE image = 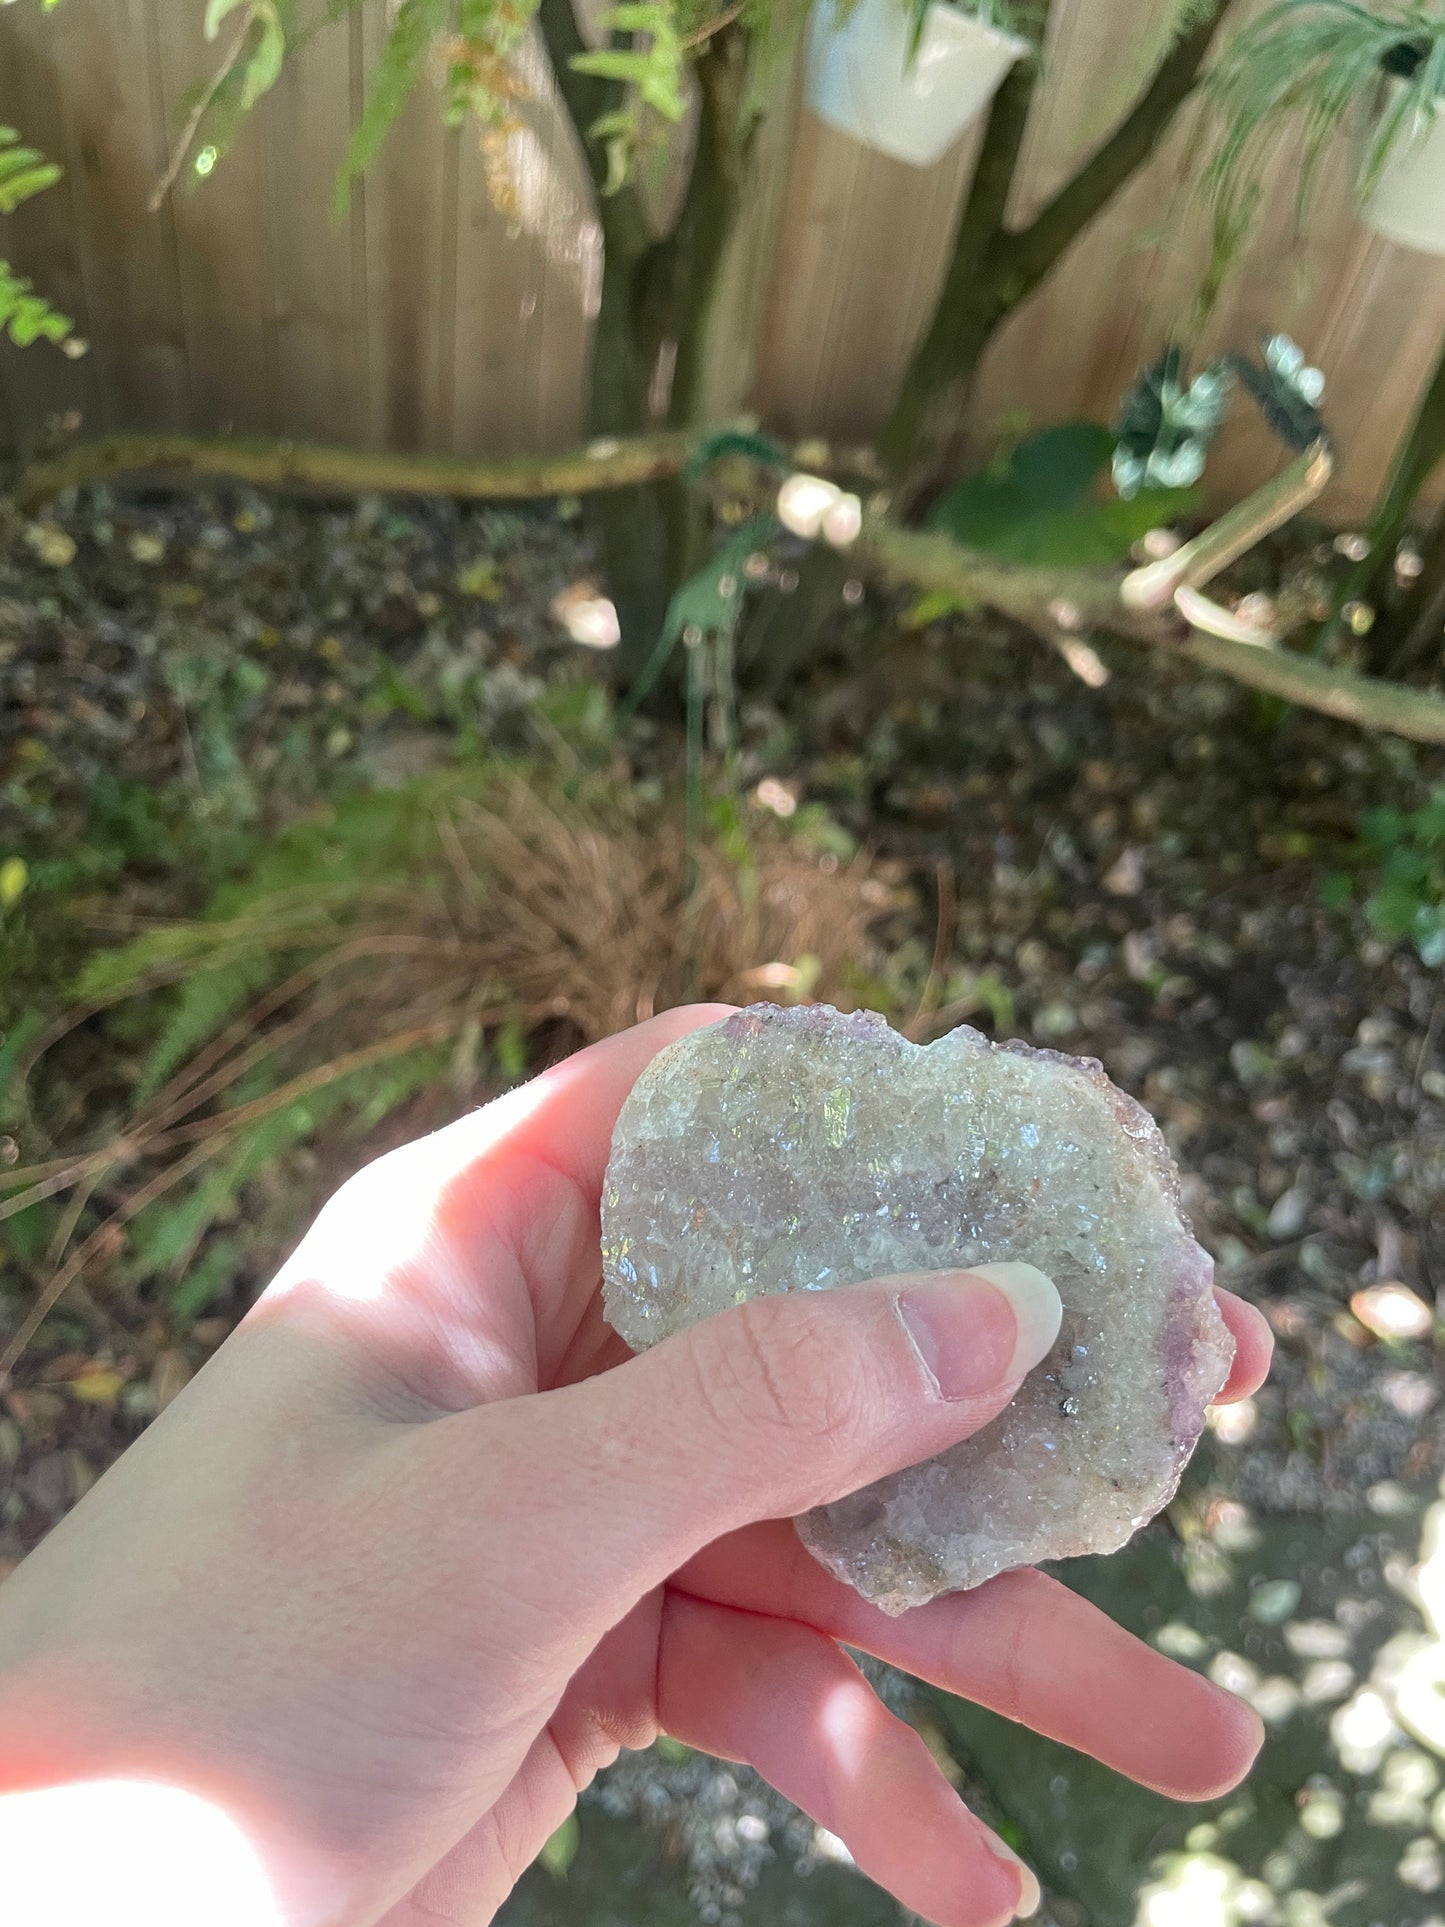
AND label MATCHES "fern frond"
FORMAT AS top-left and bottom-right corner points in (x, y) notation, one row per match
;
(135, 959), (275, 1105)
(334, 0), (451, 218)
